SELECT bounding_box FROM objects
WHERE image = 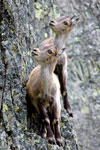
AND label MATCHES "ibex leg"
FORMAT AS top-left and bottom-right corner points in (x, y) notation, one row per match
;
(52, 102), (62, 146)
(55, 62), (73, 117)
(39, 105), (56, 144)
